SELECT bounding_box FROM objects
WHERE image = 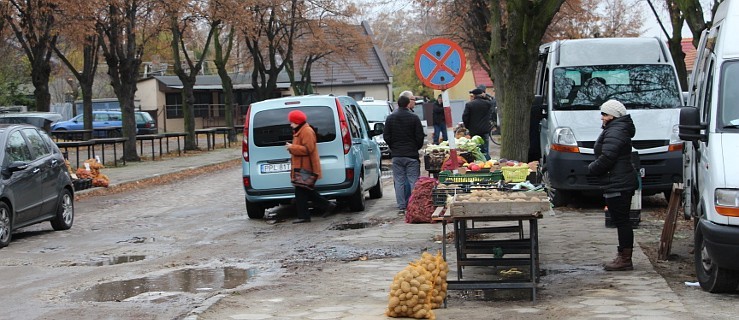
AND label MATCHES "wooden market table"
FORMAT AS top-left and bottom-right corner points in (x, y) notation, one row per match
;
(435, 198), (547, 302)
